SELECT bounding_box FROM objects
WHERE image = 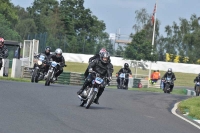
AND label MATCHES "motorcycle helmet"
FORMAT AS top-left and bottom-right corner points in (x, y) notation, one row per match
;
(55, 48), (62, 58)
(124, 63), (129, 69)
(100, 51), (110, 64)
(167, 68), (172, 74)
(99, 48), (107, 56)
(0, 37), (4, 48)
(45, 46), (51, 55)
